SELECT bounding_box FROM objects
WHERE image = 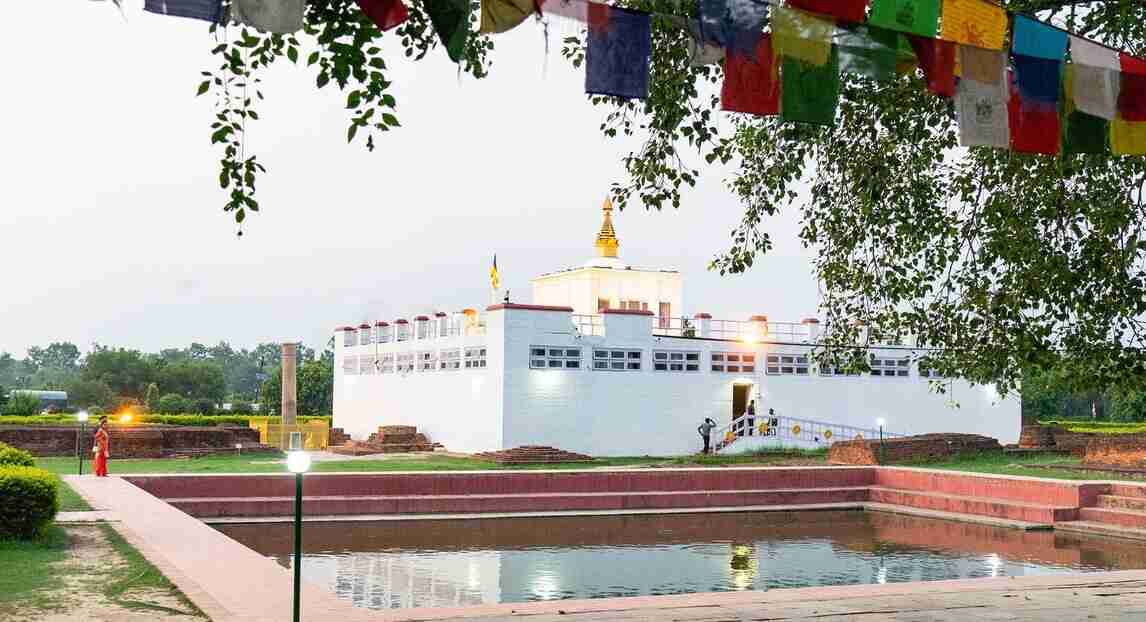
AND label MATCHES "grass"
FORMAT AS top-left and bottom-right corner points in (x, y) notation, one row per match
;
(913, 451), (1146, 482)
(1037, 420), (1146, 435)
(0, 525), (71, 610)
(97, 524), (201, 616)
(57, 480), (92, 512)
